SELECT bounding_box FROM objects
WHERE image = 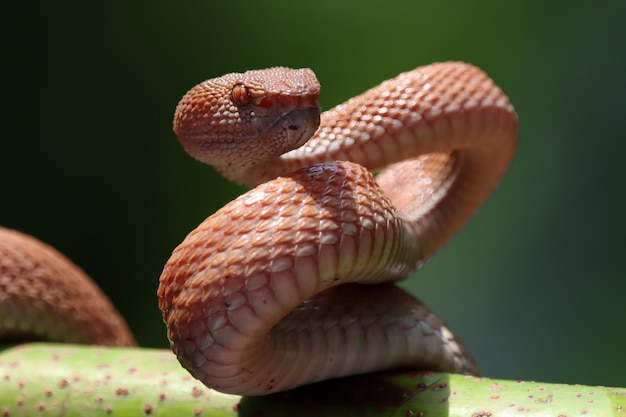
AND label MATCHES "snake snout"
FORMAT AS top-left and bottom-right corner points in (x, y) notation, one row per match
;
(278, 106), (321, 150)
